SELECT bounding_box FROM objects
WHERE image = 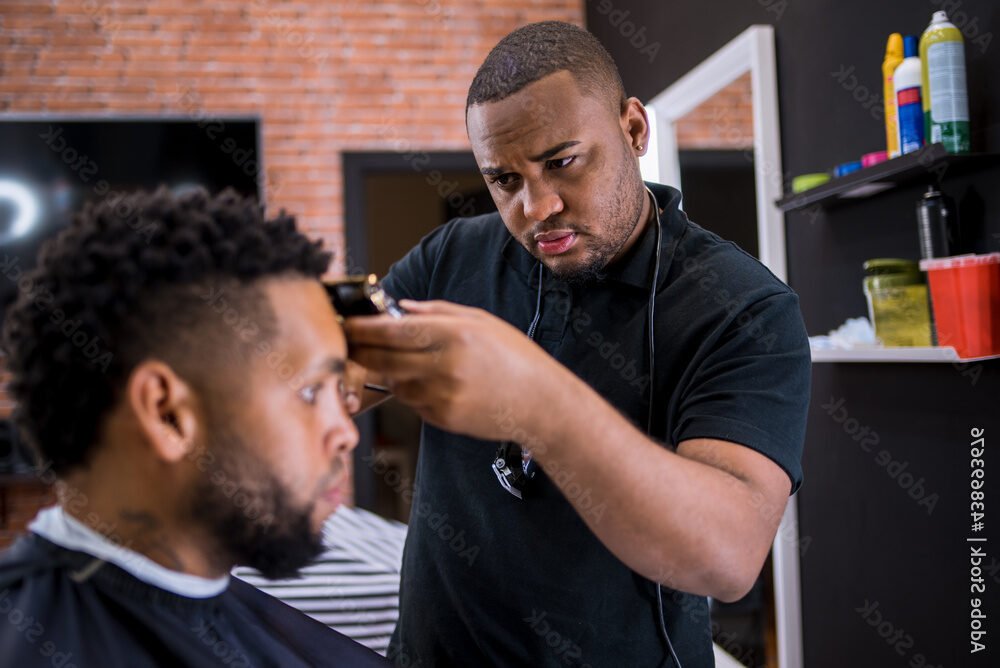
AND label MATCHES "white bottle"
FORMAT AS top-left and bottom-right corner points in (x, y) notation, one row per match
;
(894, 35), (925, 155)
